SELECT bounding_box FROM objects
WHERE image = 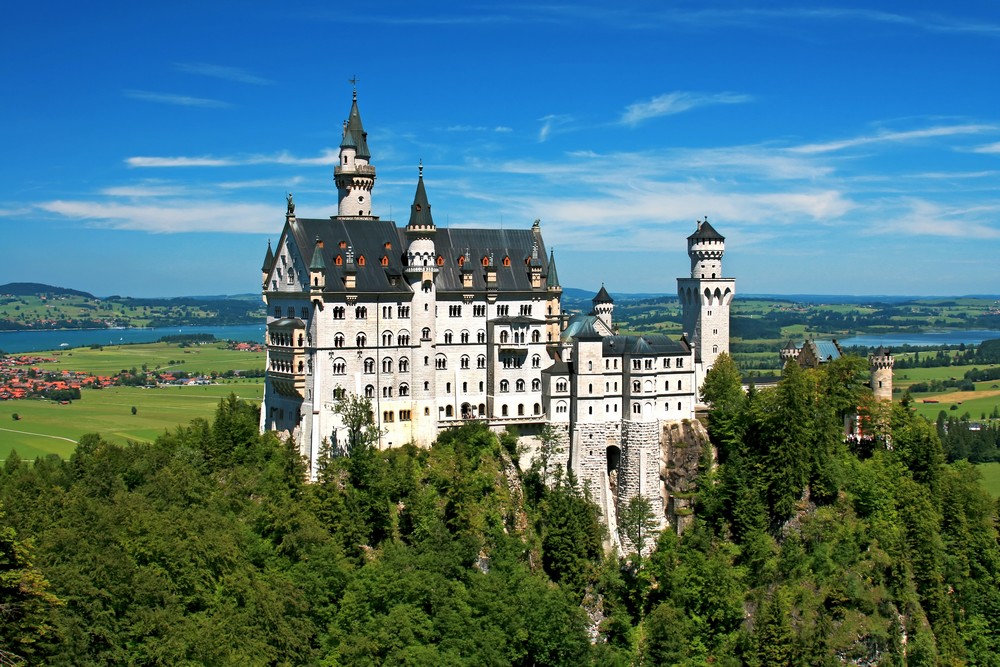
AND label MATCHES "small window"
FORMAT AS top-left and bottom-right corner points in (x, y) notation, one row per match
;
(503, 256), (511, 267)
(357, 255), (366, 266)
